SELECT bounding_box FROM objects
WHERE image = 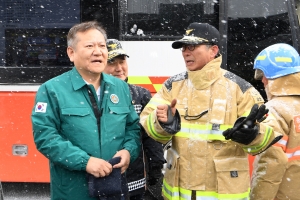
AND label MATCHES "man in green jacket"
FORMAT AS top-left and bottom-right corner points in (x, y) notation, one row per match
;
(31, 21), (141, 200)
